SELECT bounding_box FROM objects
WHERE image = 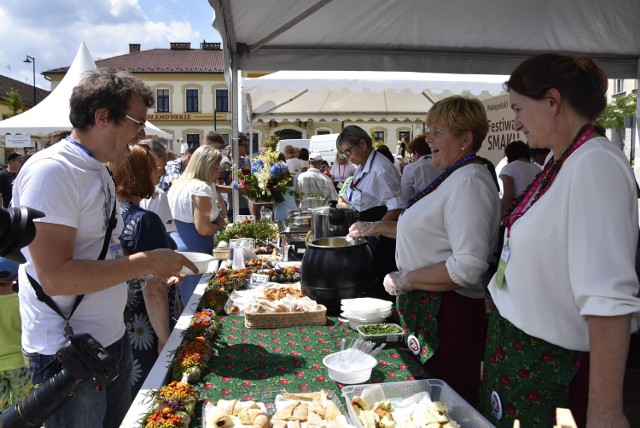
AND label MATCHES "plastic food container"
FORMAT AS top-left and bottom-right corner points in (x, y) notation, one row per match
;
(342, 379), (495, 428)
(322, 350), (377, 384)
(356, 323), (404, 343)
